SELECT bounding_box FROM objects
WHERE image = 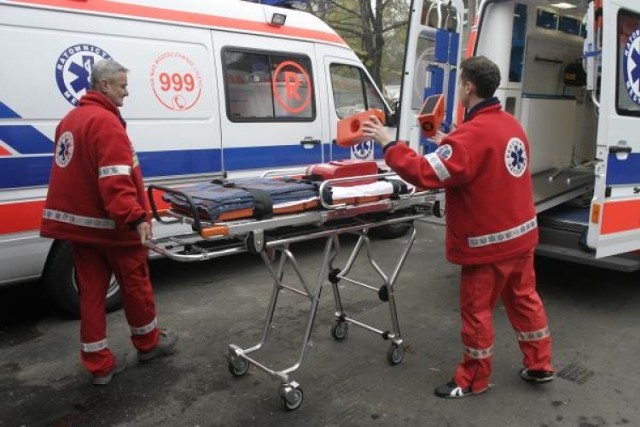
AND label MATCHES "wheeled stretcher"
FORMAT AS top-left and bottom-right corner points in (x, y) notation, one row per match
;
(145, 170), (439, 411)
